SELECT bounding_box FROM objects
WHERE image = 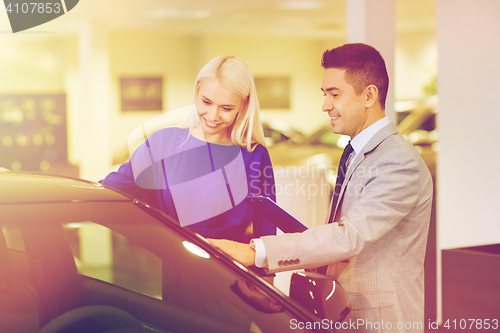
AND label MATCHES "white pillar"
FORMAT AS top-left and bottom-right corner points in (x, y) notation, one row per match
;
(347, 0), (396, 123)
(76, 21), (112, 181)
(68, 22), (113, 282)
